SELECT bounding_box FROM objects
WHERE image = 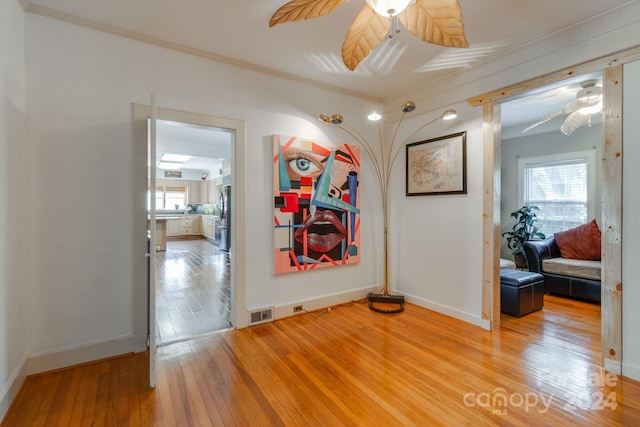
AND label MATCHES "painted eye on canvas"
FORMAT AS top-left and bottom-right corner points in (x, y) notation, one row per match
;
(288, 158), (320, 176)
(282, 147), (325, 179)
